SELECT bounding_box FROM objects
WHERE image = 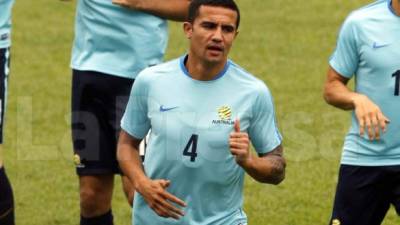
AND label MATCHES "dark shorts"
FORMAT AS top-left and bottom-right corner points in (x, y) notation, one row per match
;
(0, 48), (10, 144)
(330, 165), (400, 225)
(71, 70), (134, 175)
